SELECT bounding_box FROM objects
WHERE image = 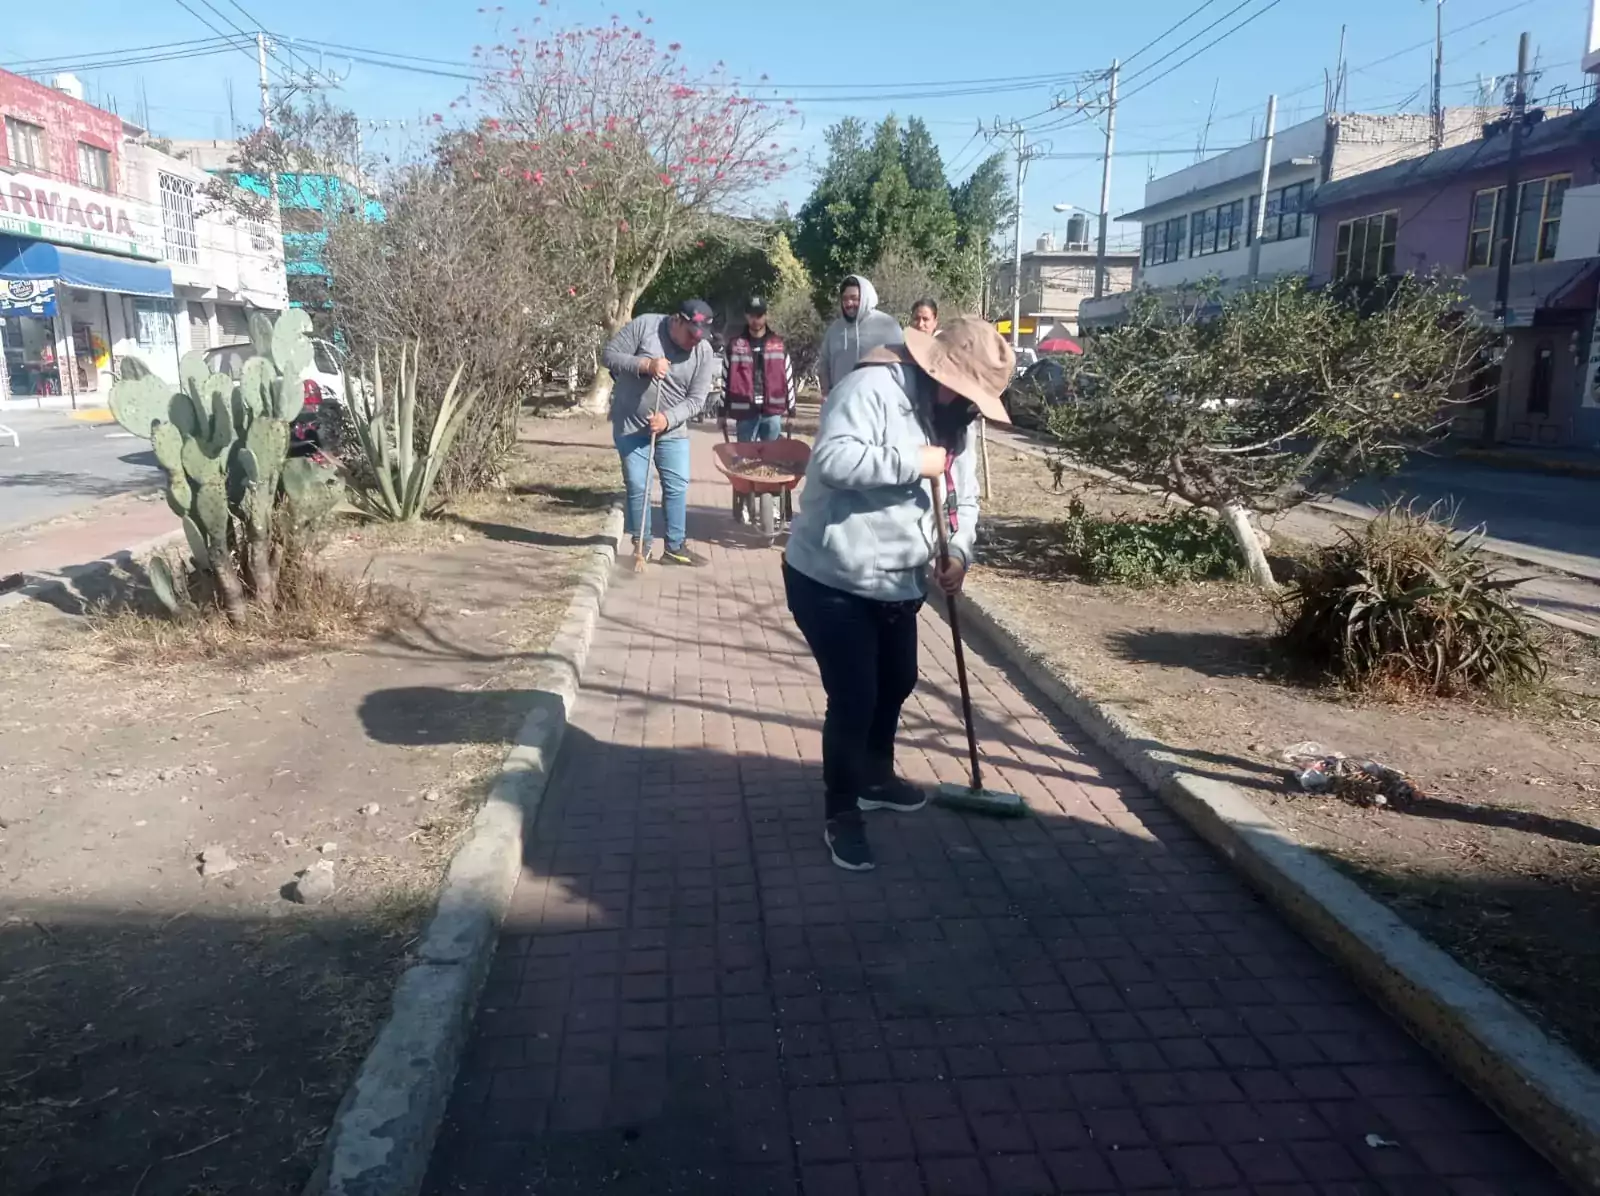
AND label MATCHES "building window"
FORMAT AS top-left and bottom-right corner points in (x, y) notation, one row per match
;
(246, 219), (273, 252)
(1527, 341), (1554, 416)
(1188, 199), (1244, 257)
(1142, 216), (1186, 266)
(134, 298), (177, 359)
(77, 142), (111, 191)
(159, 172), (199, 264)
(1515, 175), (1569, 264)
(1333, 210), (1398, 281)
(1465, 174), (1570, 268)
(1467, 188), (1499, 268)
(5, 117), (47, 171)
(1247, 180), (1312, 244)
